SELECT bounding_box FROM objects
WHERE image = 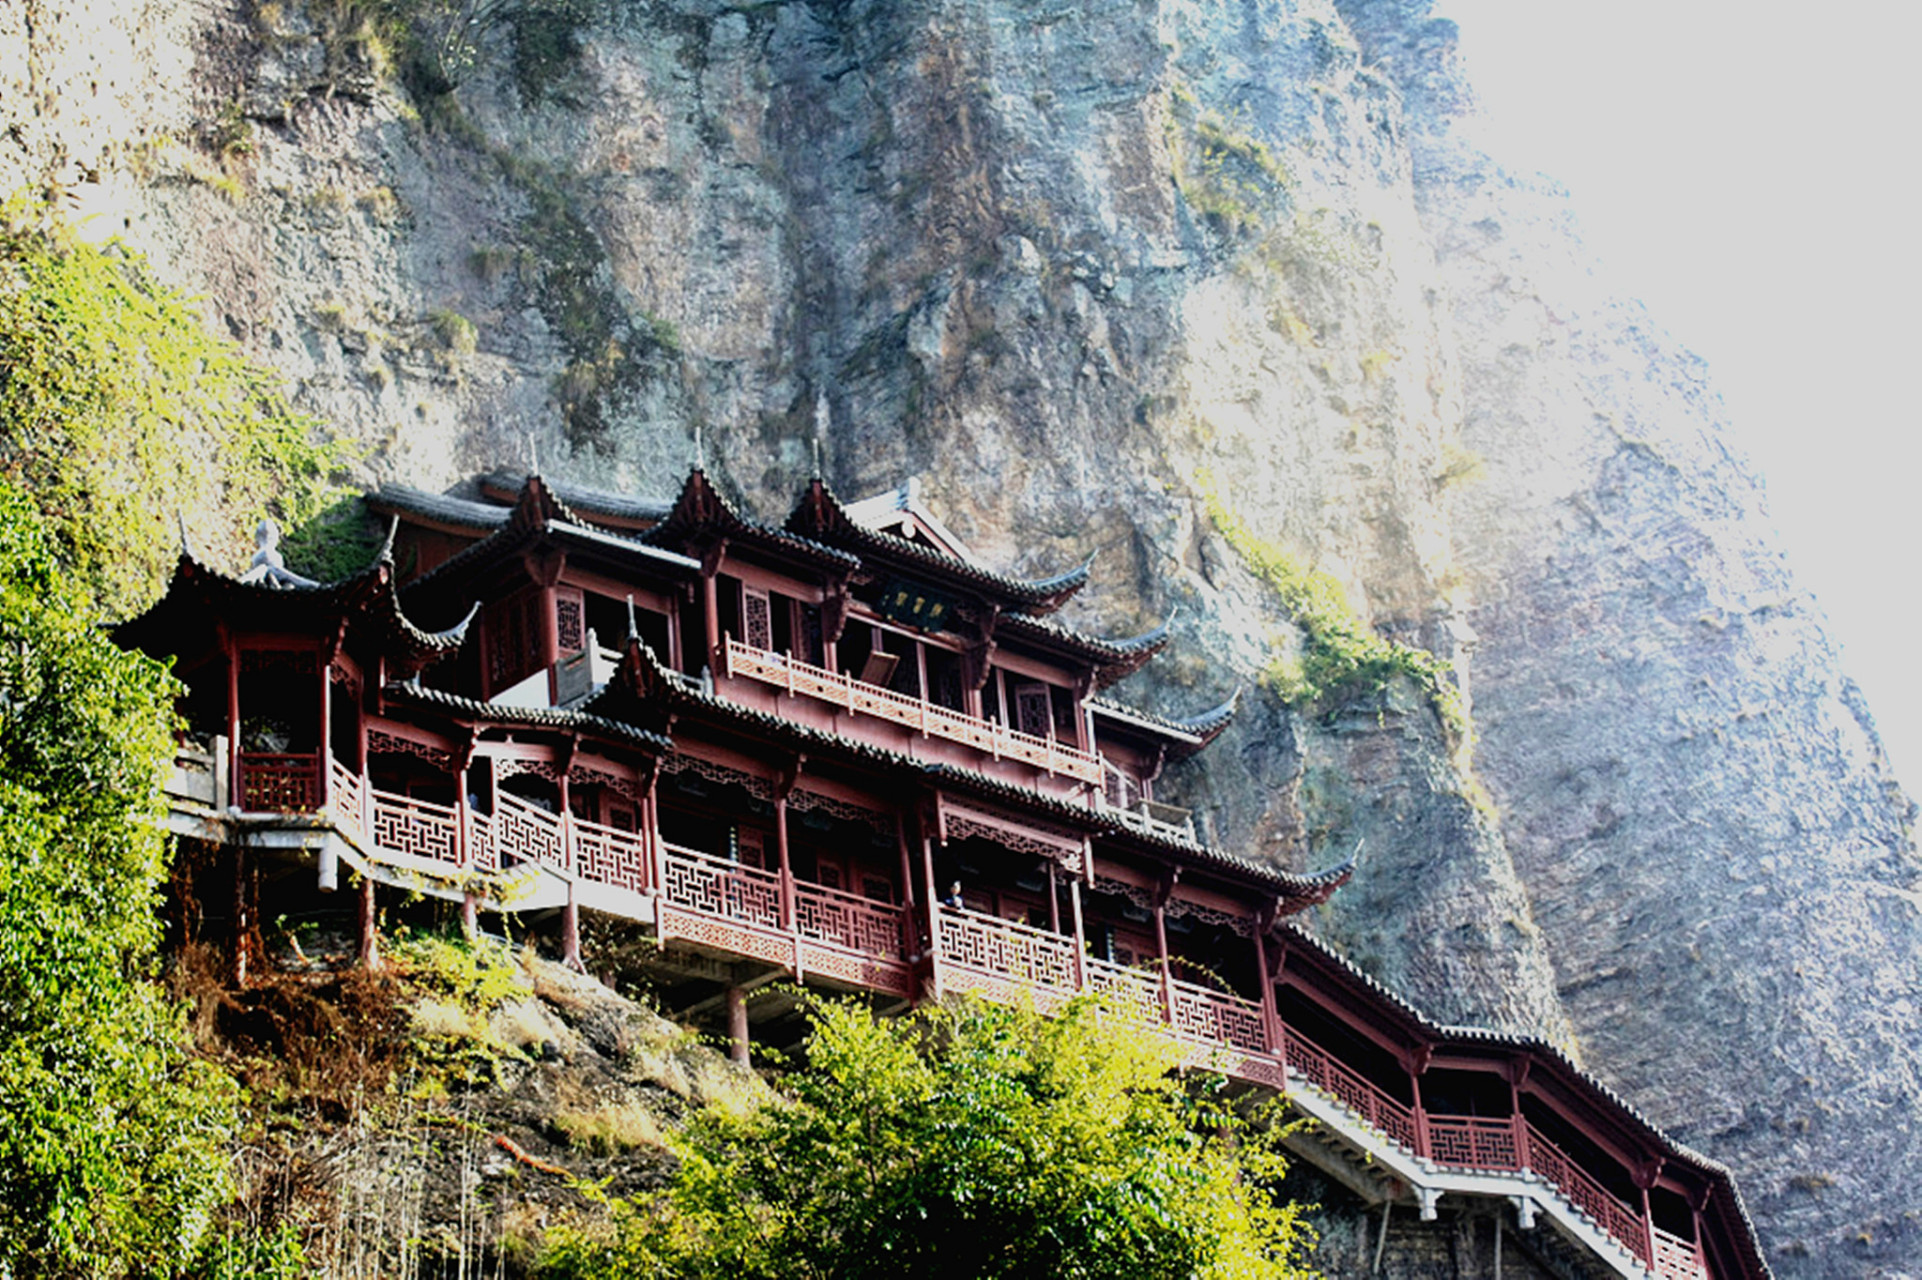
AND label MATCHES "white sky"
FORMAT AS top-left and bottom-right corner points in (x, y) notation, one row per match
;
(1435, 0), (1922, 788)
